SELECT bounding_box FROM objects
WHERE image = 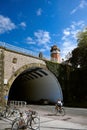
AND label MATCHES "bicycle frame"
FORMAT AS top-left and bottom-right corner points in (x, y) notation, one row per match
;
(55, 104), (65, 116)
(12, 109), (40, 130)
